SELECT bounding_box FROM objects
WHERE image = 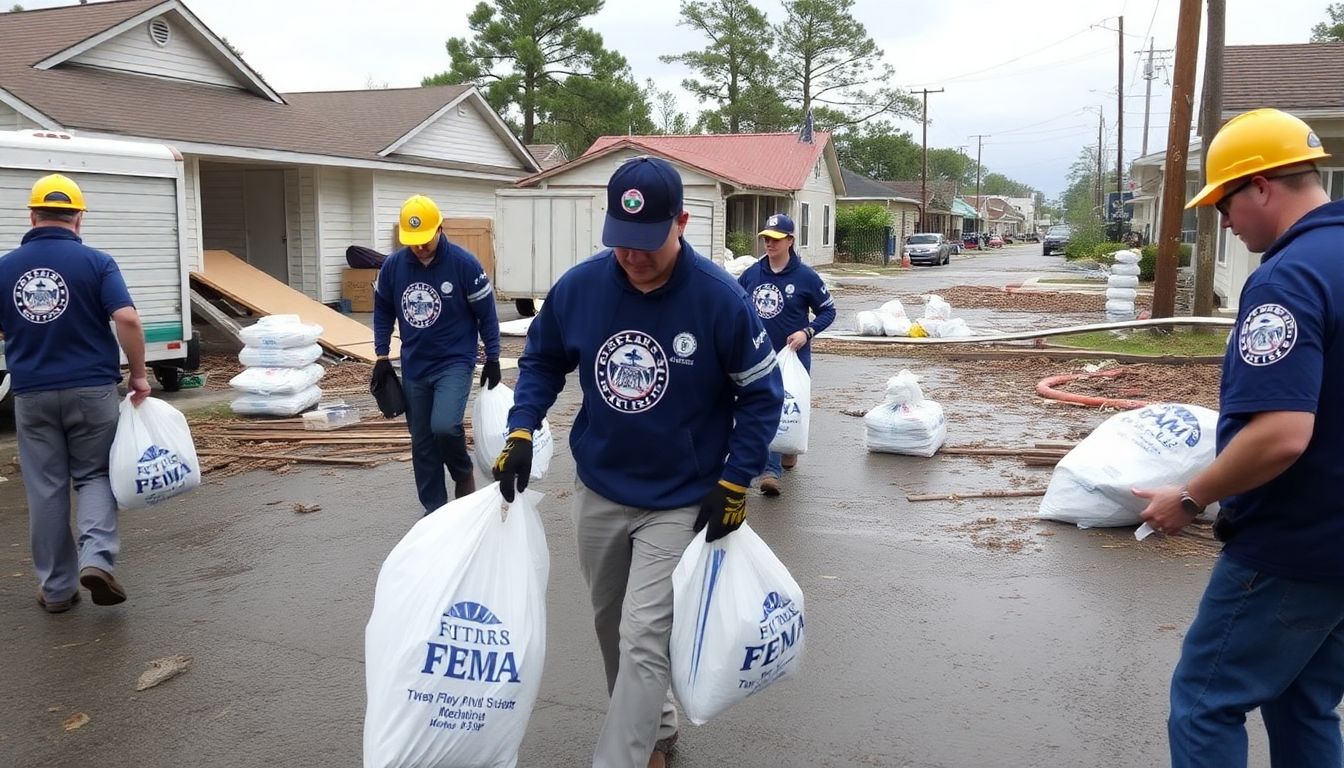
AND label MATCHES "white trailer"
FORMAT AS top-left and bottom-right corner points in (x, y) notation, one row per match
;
(493, 187), (716, 316)
(0, 130), (197, 399)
